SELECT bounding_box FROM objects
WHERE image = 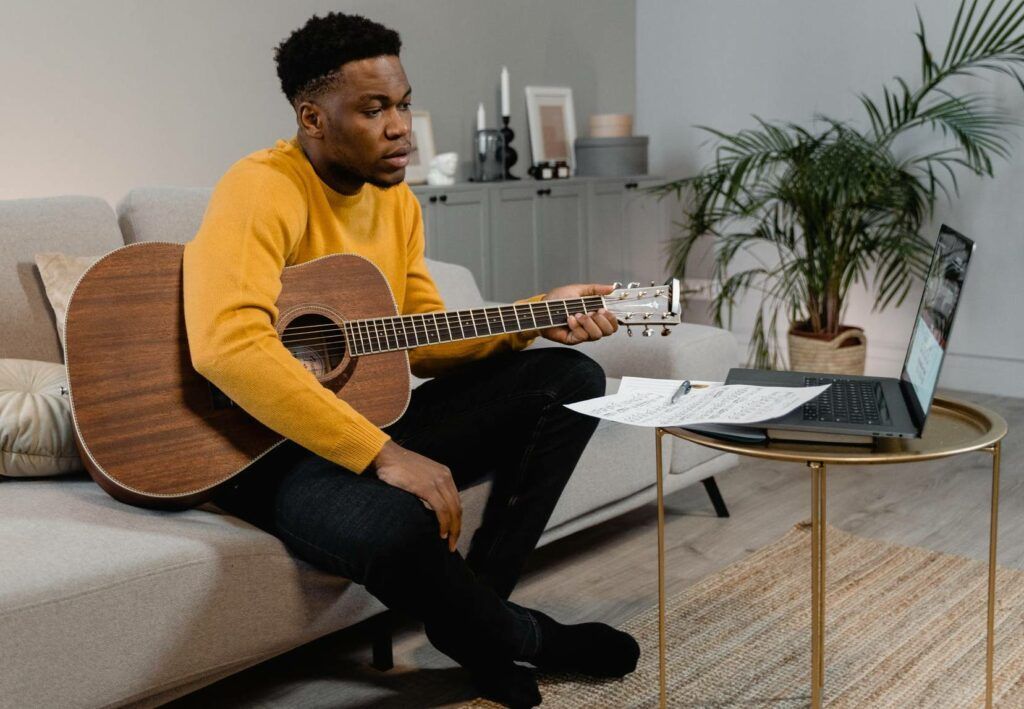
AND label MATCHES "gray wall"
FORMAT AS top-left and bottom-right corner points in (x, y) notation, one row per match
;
(638, 0), (1024, 396)
(1, 0), (634, 203)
